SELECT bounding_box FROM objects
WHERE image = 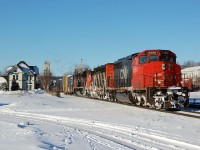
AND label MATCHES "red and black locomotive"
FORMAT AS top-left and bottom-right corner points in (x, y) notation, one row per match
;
(72, 49), (189, 109)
